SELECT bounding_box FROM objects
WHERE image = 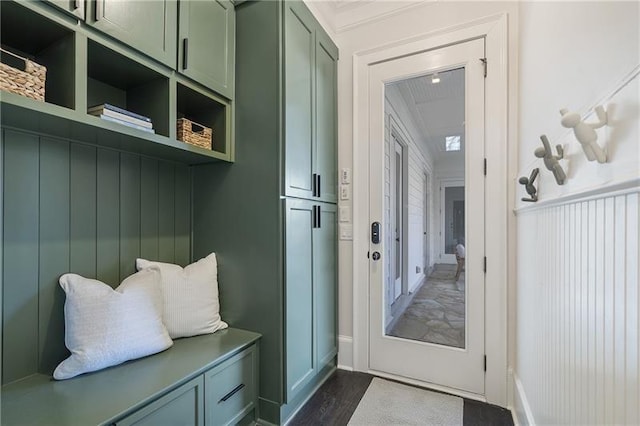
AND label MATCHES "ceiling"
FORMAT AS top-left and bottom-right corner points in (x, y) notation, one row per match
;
(386, 67), (465, 163)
